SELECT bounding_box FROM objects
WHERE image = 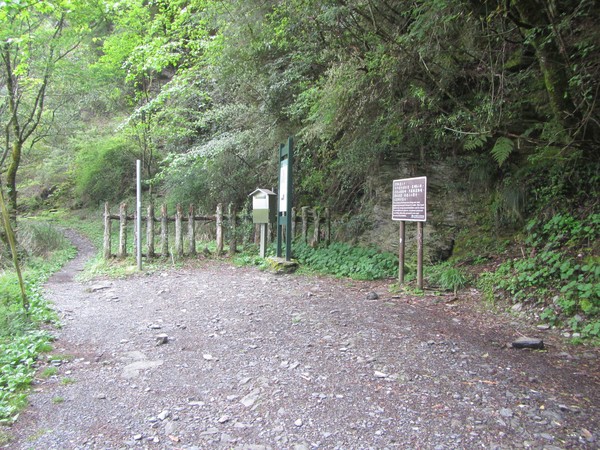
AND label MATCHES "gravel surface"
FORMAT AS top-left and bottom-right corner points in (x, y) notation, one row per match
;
(3, 231), (599, 449)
